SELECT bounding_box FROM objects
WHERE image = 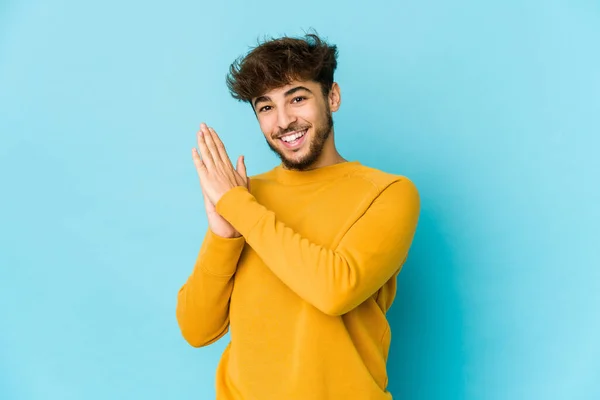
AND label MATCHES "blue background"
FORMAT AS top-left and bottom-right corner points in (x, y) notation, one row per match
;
(1, 1), (599, 399)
